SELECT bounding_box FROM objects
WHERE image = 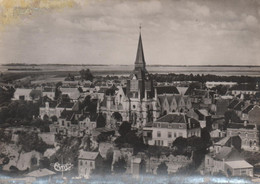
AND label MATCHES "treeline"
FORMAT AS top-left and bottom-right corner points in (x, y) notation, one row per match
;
(151, 73), (260, 84)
